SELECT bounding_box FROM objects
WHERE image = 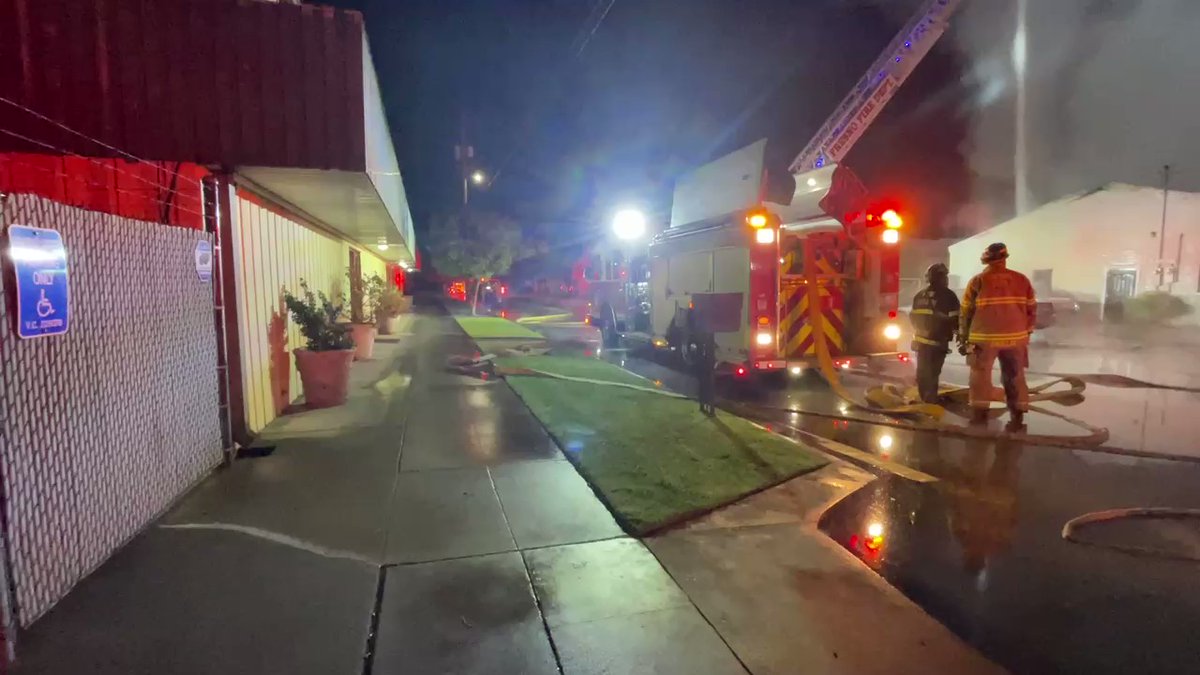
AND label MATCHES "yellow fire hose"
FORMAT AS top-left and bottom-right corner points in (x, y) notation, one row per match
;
(800, 257), (1109, 447)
